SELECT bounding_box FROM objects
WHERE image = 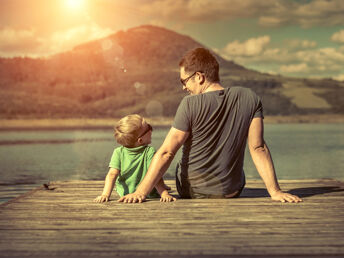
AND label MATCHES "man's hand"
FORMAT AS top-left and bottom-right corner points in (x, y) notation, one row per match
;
(94, 195), (109, 203)
(118, 192), (146, 203)
(270, 190), (303, 203)
(160, 191), (177, 202)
